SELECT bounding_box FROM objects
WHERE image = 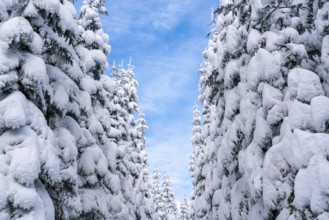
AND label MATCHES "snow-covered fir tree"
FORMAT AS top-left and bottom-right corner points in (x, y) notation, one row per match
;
(135, 108), (156, 219)
(0, 0), (86, 218)
(0, 0), (155, 219)
(179, 197), (190, 220)
(78, 0), (110, 80)
(162, 171), (178, 219)
(107, 62), (145, 219)
(190, 104), (207, 219)
(193, 0), (329, 219)
(152, 166), (165, 219)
